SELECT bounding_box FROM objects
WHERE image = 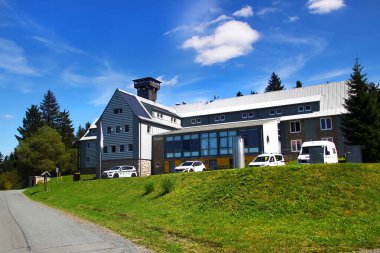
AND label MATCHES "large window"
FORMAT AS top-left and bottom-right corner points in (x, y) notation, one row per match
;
(320, 118), (332, 130)
(165, 136), (182, 158)
(124, 125), (129, 132)
(290, 121), (301, 133)
(218, 130), (237, 155)
(239, 128), (260, 153)
(291, 140), (302, 152)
